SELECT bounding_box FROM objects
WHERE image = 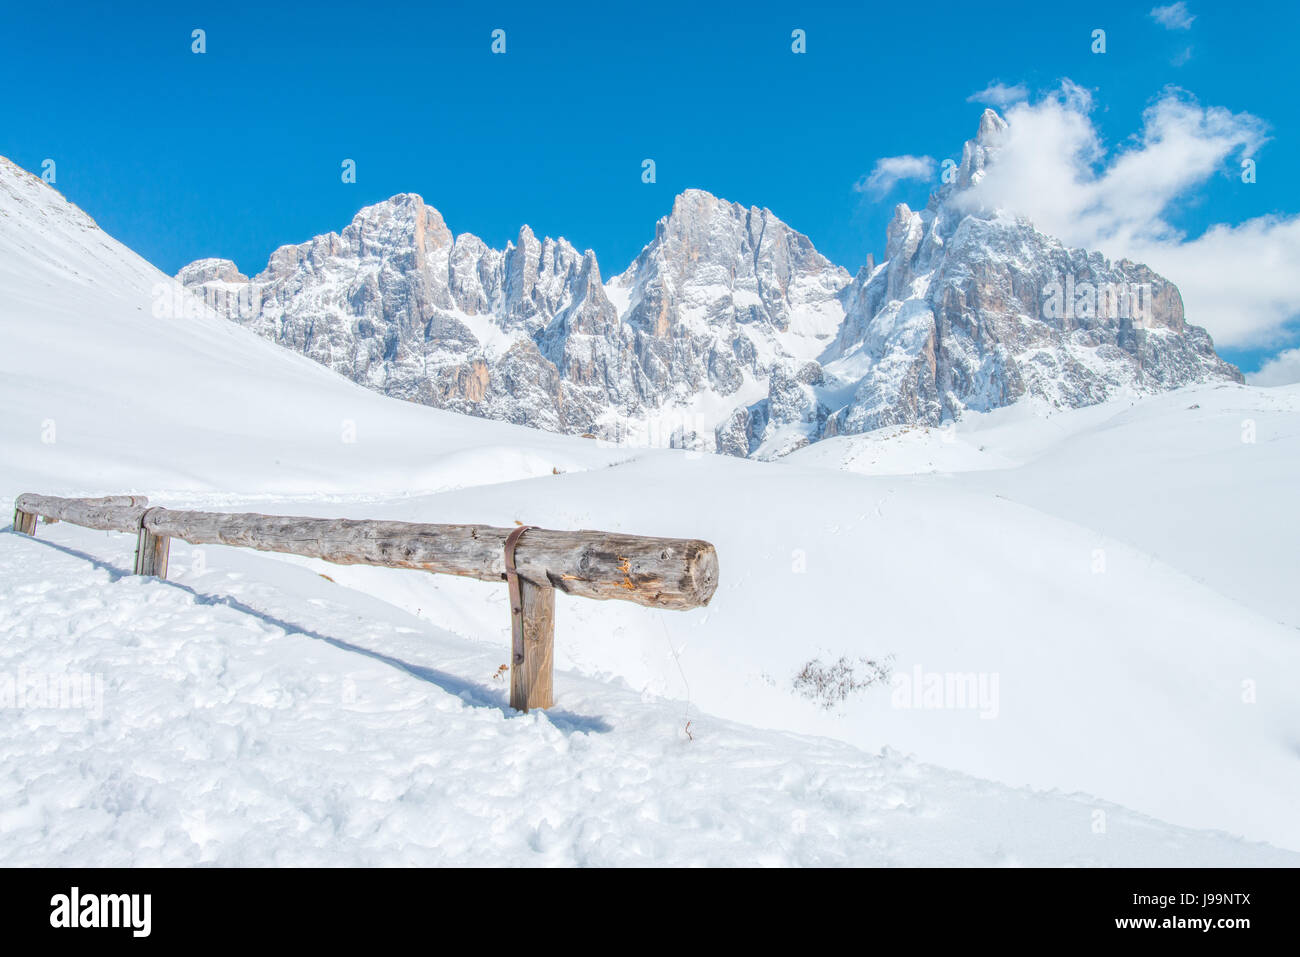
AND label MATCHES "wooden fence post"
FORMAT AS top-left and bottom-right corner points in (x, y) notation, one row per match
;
(12, 508), (37, 536)
(504, 525), (556, 712)
(510, 580), (555, 712)
(134, 509), (170, 578)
